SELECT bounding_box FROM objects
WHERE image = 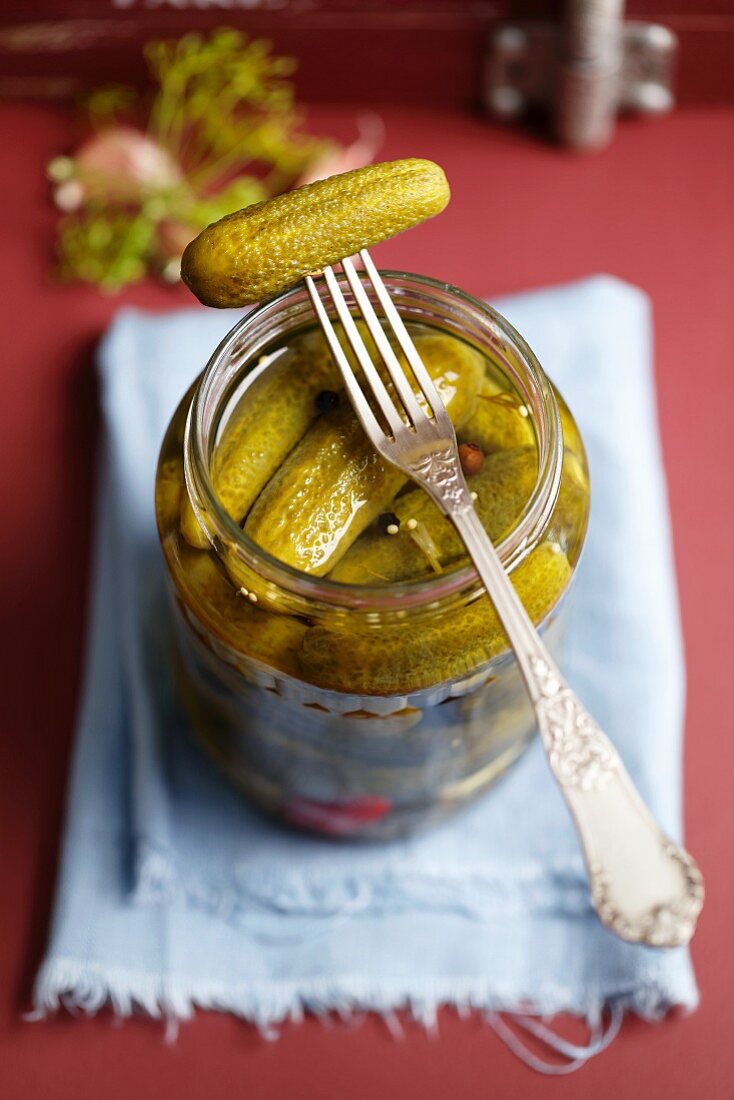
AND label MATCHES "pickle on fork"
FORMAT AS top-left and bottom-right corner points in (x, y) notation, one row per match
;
(182, 159), (450, 308)
(244, 334), (484, 575)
